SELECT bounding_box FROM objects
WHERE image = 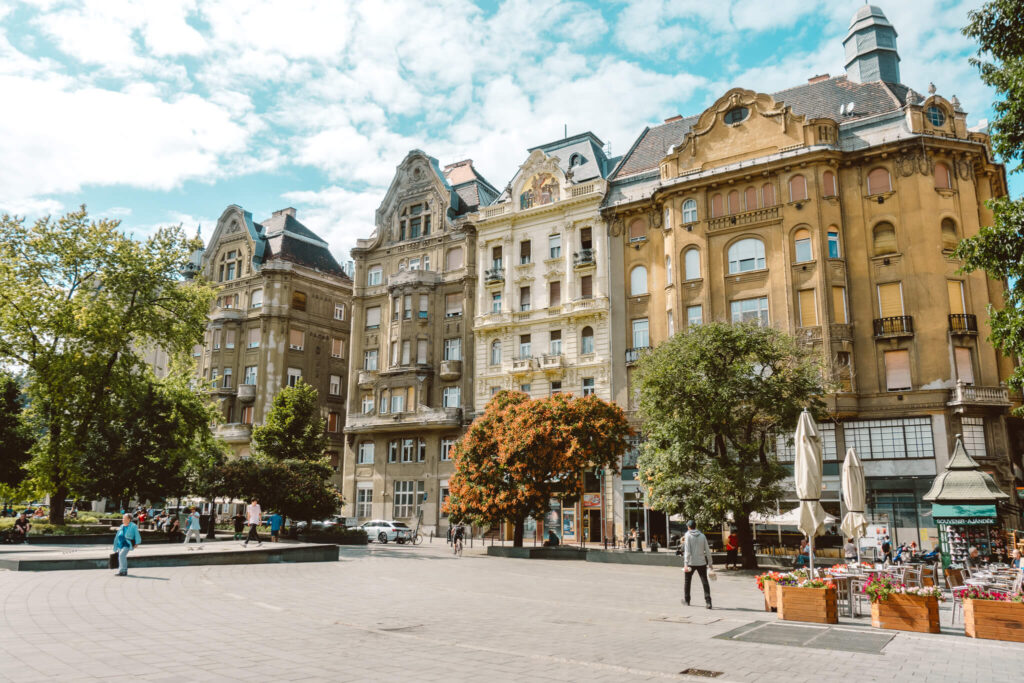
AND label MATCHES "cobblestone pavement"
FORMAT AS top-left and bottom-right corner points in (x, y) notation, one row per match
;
(1, 542), (1021, 682)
